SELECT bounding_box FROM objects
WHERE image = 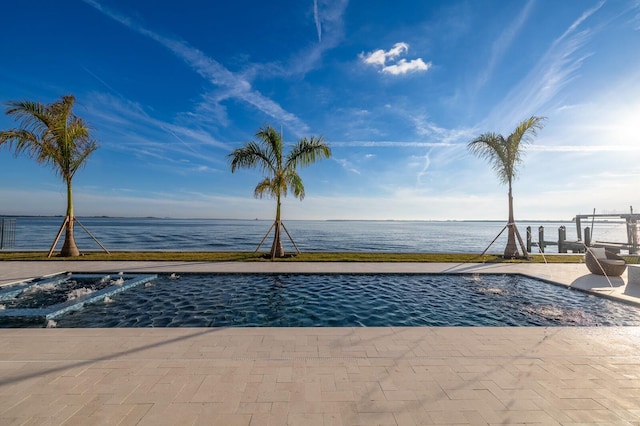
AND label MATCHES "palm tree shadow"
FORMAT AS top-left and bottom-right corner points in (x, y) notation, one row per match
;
(0, 327), (228, 387)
